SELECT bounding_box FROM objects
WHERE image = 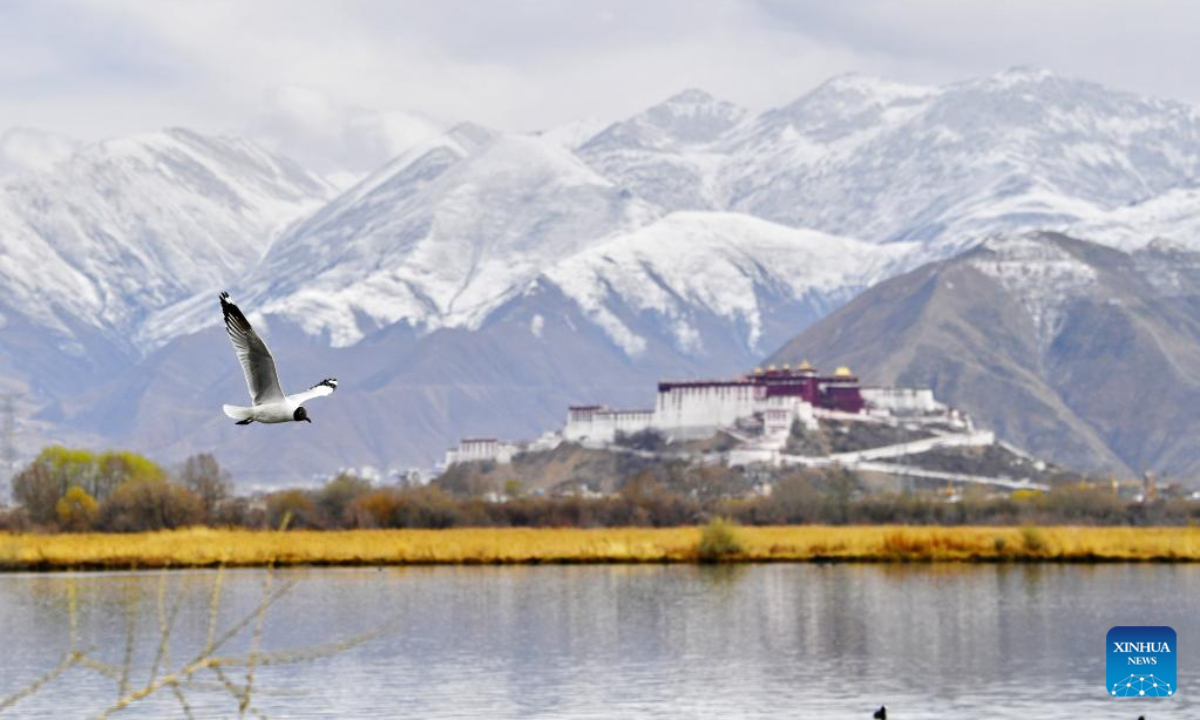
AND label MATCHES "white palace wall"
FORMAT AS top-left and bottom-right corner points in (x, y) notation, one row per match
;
(564, 384), (818, 444)
(654, 384), (763, 439)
